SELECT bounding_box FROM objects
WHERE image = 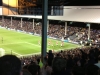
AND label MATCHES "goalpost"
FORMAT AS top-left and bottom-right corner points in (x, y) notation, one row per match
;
(0, 48), (5, 56)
